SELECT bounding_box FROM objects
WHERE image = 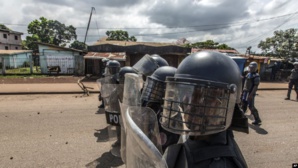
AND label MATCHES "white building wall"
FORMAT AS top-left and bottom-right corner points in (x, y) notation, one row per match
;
(38, 44), (84, 74)
(0, 30), (22, 50)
